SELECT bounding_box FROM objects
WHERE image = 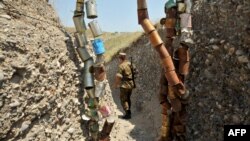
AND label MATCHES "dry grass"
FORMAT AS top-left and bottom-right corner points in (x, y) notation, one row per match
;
(65, 27), (143, 62)
(103, 32), (142, 62)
